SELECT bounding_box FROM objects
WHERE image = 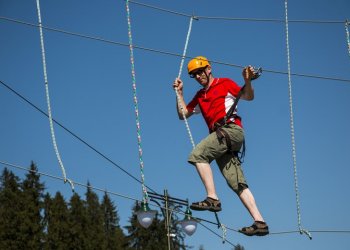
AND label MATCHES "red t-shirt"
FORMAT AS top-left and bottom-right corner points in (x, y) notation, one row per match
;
(187, 78), (242, 130)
